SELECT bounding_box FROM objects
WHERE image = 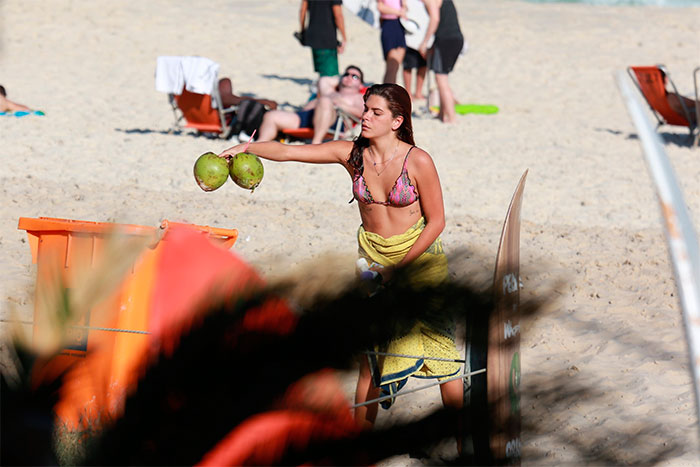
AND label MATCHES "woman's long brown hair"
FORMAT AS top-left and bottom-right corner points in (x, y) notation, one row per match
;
(347, 84), (415, 173)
